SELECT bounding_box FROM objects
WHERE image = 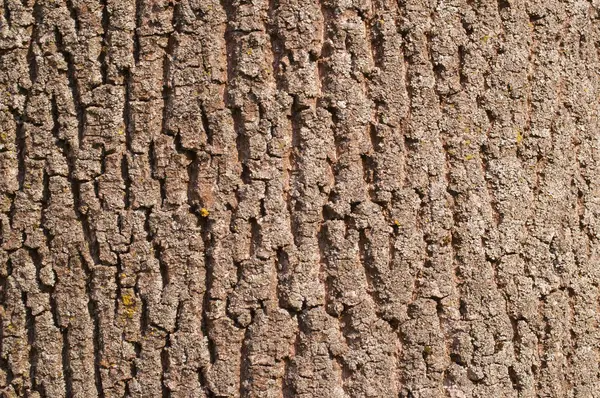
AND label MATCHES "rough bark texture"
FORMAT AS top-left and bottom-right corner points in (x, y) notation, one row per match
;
(1, 0), (600, 396)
